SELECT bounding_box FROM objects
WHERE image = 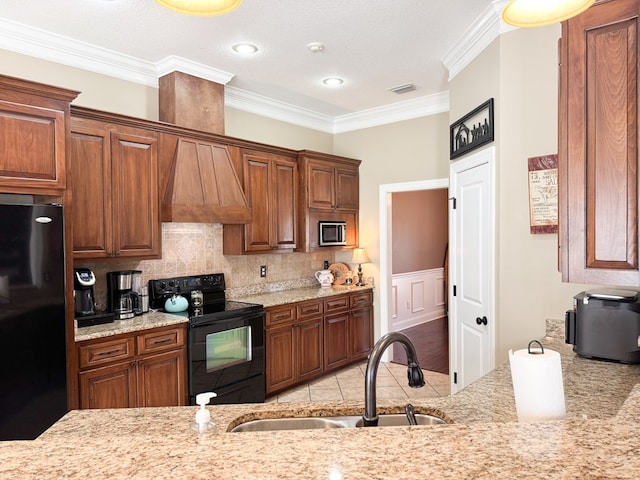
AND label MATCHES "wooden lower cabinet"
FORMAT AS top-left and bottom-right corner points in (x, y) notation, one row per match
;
(323, 312), (350, 370)
(265, 291), (373, 395)
(77, 325), (187, 409)
(265, 302), (323, 394)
